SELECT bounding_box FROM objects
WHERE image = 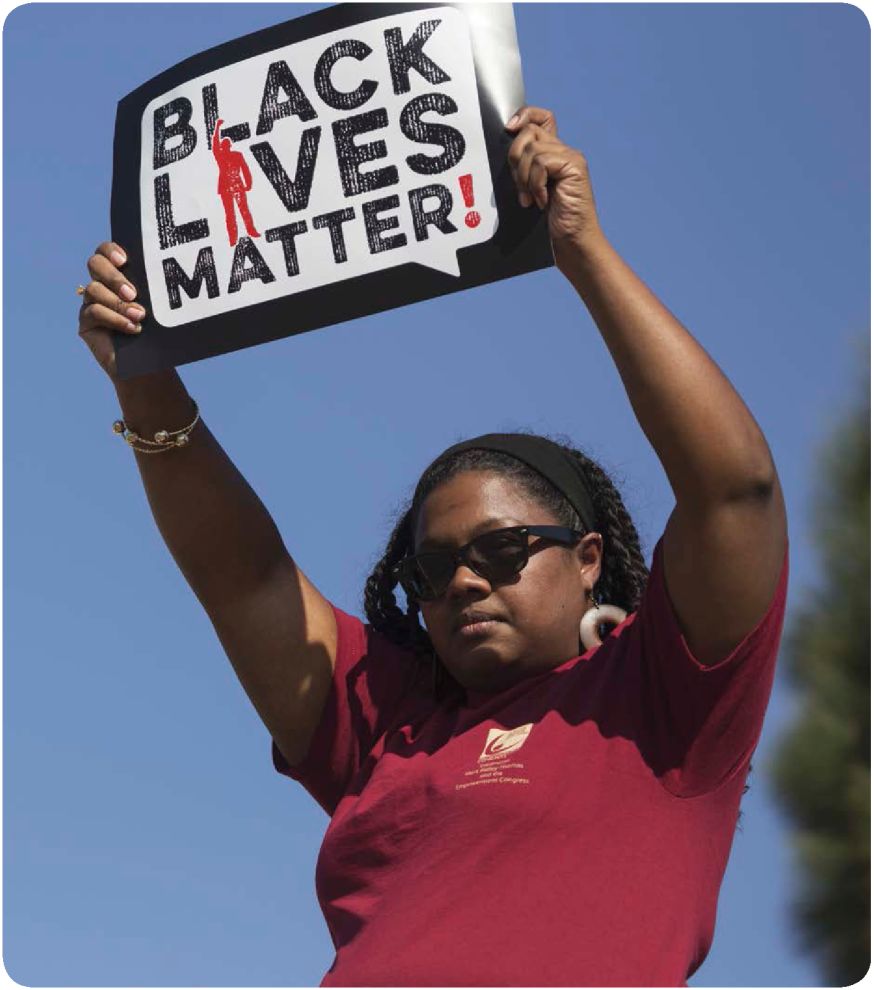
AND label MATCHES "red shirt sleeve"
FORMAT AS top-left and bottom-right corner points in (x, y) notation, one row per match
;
(271, 604), (424, 815)
(629, 535), (790, 798)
